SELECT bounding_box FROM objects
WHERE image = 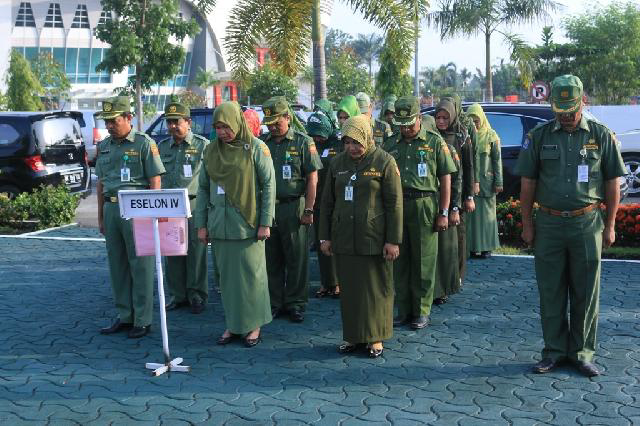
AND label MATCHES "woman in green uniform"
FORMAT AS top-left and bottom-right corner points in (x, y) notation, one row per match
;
(465, 103), (503, 258)
(319, 115), (402, 358)
(195, 102), (276, 347)
(336, 95), (360, 128)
